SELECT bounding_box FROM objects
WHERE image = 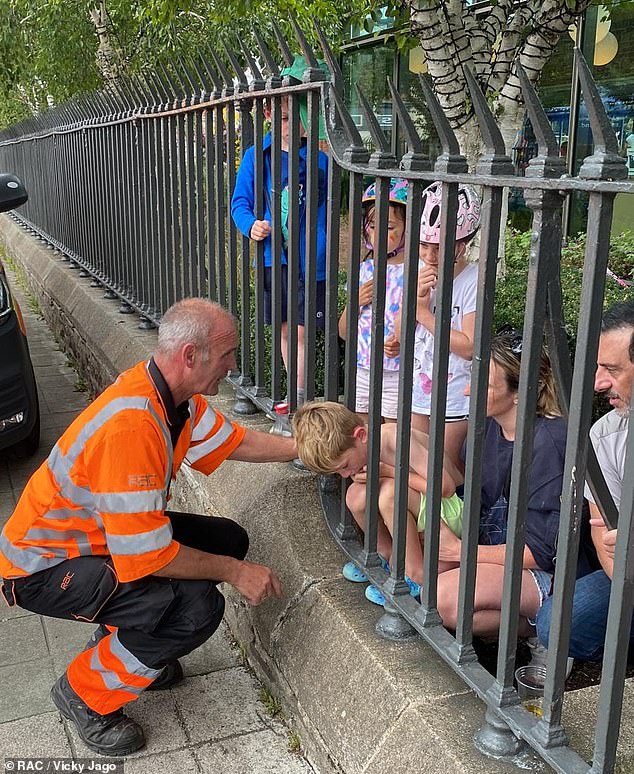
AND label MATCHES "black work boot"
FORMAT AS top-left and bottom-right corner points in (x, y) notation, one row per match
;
(51, 673), (145, 756)
(147, 660), (184, 691)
